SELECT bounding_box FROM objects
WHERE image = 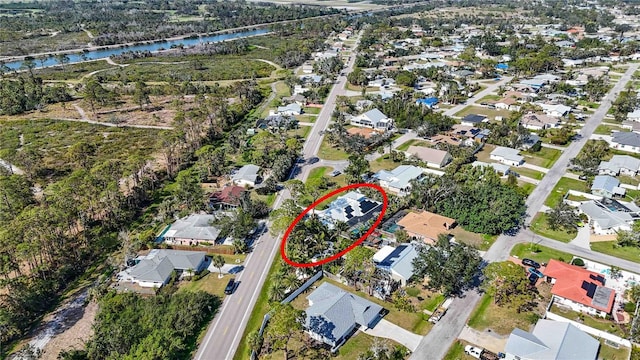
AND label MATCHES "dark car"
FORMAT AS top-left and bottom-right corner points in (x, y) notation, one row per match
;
(528, 273), (539, 285)
(529, 268), (544, 279)
(224, 278), (236, 295)
(522, 258), (541, 269)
